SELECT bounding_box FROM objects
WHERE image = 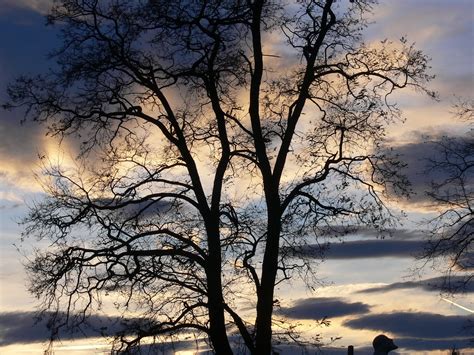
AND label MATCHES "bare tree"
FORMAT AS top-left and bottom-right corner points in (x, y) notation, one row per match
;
(422, 99), (473, 292)
(4, 0), (434, 353)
